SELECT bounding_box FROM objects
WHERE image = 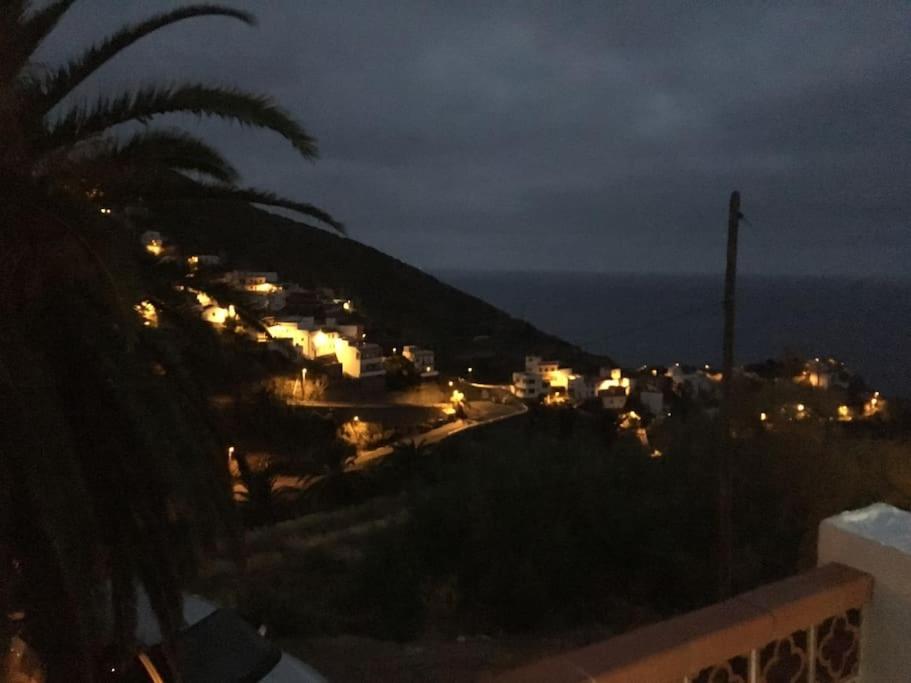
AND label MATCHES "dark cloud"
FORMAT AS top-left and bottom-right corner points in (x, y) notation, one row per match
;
(37, 1), (911, 275)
